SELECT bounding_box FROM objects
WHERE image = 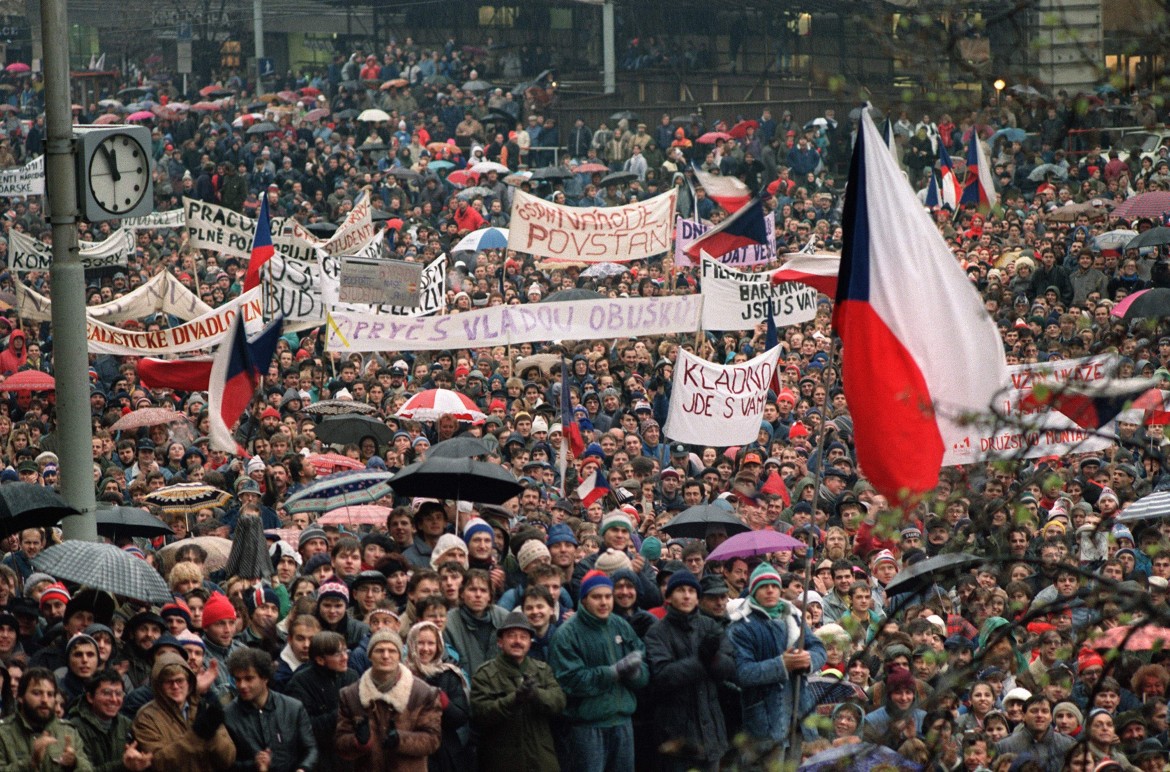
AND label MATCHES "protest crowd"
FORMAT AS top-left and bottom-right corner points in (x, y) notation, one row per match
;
(1, 33), (1170, 772)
